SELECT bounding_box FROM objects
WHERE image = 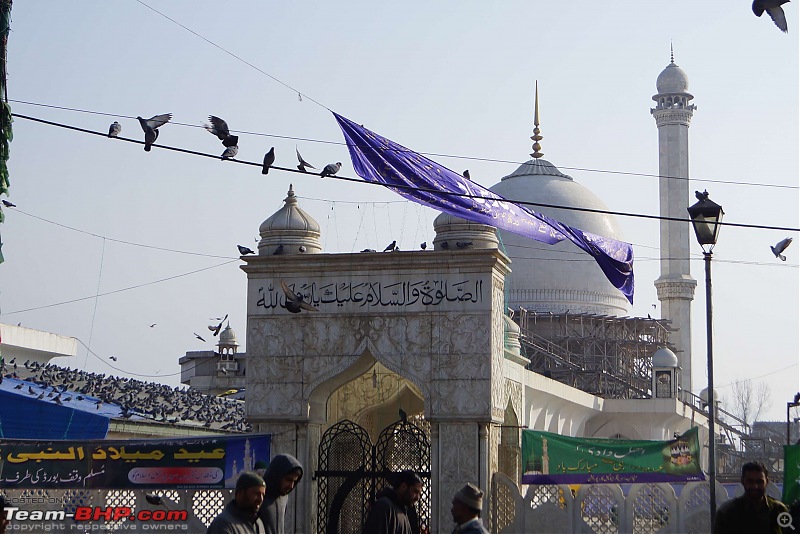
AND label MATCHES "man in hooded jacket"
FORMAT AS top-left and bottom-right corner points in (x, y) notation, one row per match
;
(257, 454), (304, 534)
